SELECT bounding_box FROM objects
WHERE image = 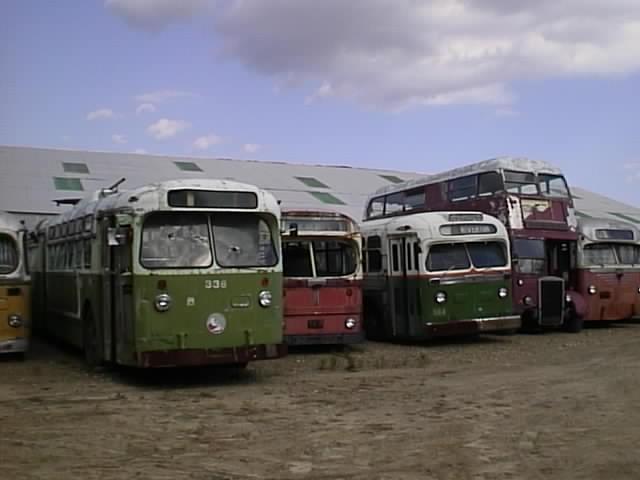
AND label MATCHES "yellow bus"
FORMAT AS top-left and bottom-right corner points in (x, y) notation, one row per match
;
(0, 211), (30, 358)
